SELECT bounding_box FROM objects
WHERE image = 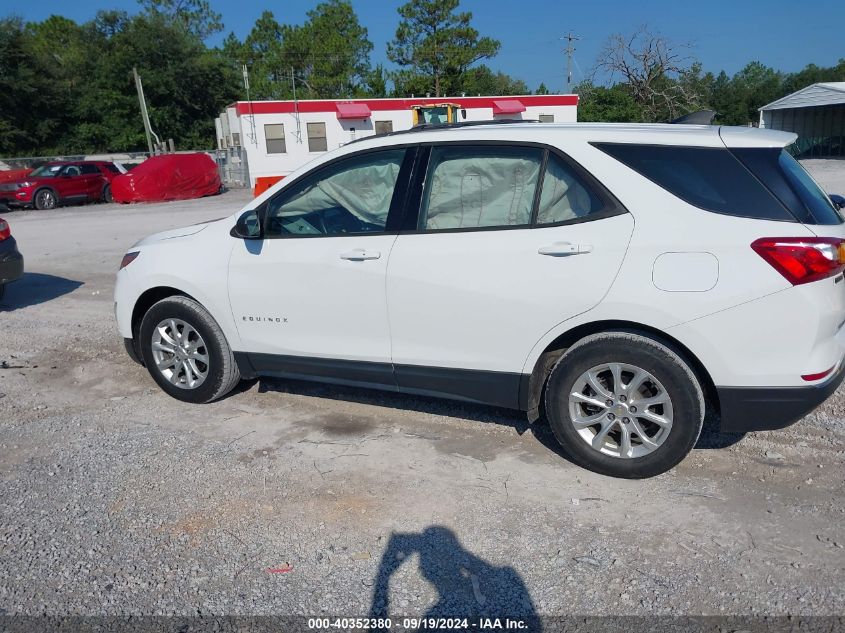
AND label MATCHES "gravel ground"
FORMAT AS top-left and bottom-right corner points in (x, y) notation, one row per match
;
(0, 170), (844, 622)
